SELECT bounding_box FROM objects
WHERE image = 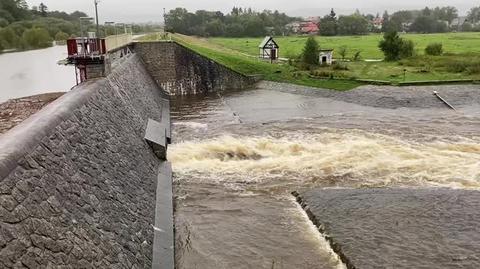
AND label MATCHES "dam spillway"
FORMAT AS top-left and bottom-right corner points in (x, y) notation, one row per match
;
(170, 81), (480, 268)
(1, 40), (480, 268)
